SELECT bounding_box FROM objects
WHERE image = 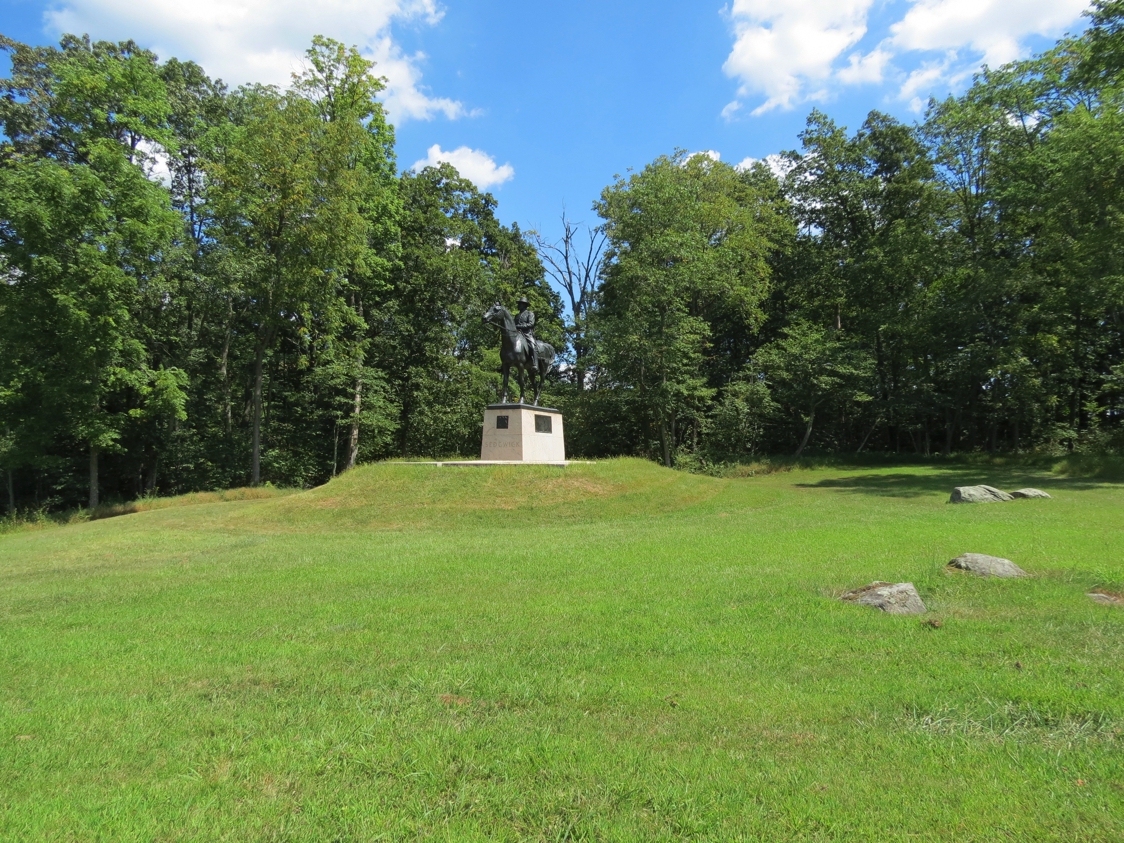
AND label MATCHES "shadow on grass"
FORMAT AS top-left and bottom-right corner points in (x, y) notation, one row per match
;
(796, 468), (1116, 499)
(0, 486), (298, 536)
